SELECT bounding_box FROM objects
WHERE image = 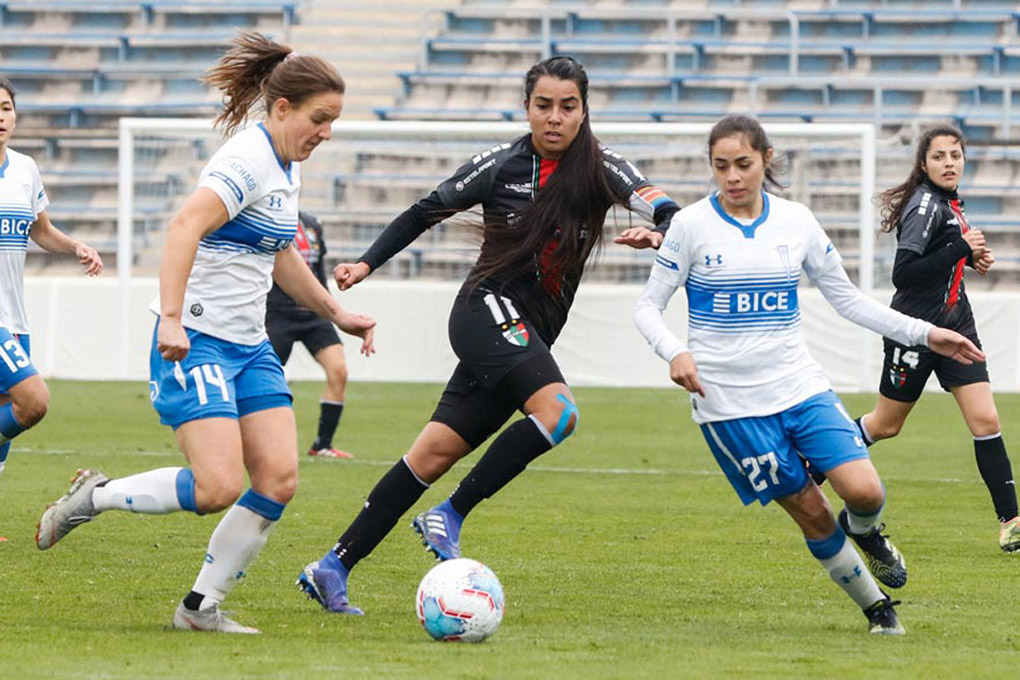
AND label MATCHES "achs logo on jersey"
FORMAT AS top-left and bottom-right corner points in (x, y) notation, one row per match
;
(502, 322), (529, 347)
(888, 367), (907, 389)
